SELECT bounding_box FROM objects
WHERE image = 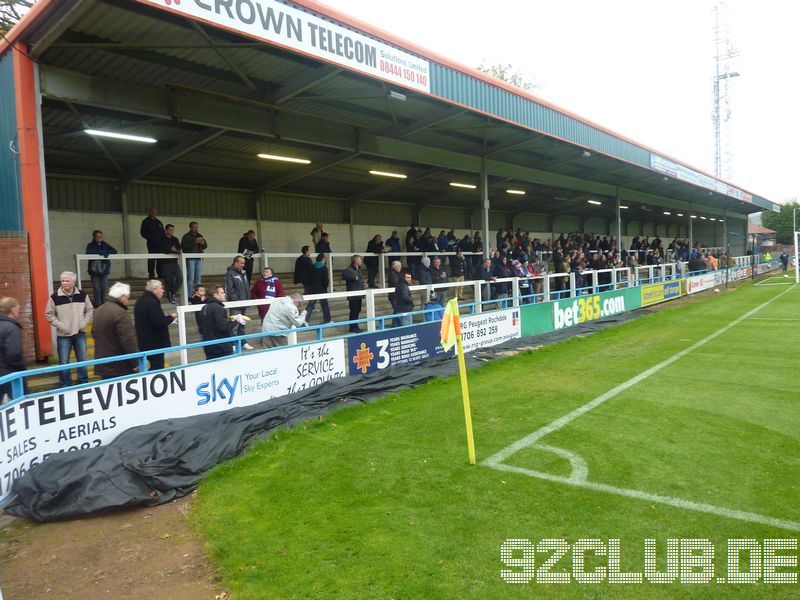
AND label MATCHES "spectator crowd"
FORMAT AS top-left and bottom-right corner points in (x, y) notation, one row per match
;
(2, 209), (734, 399)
